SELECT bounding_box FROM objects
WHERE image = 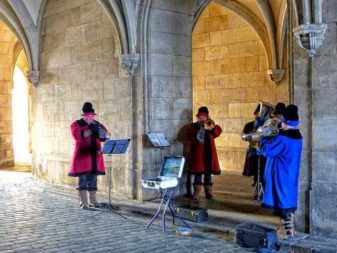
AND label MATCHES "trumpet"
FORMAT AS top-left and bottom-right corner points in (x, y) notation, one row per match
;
(204, 118), (215, 131)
